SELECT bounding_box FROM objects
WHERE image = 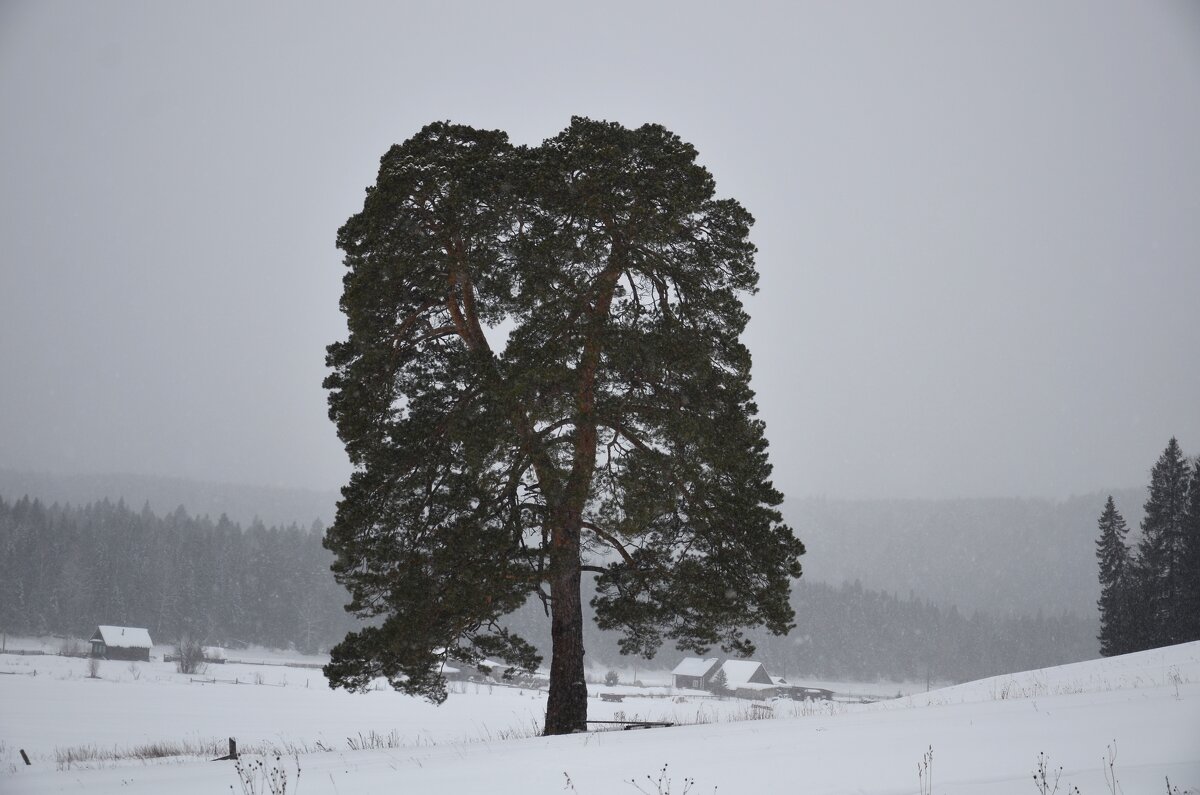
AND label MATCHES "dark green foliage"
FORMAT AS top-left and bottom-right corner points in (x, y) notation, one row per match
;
(1182, 458), (1200, 642)
(1135, 438), (1192, 647)
(1095, 496), (1133, 656)
(323, 118), (804, 732)
(1098, 439), (1200, 654)
(707, 667), (731, 696)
